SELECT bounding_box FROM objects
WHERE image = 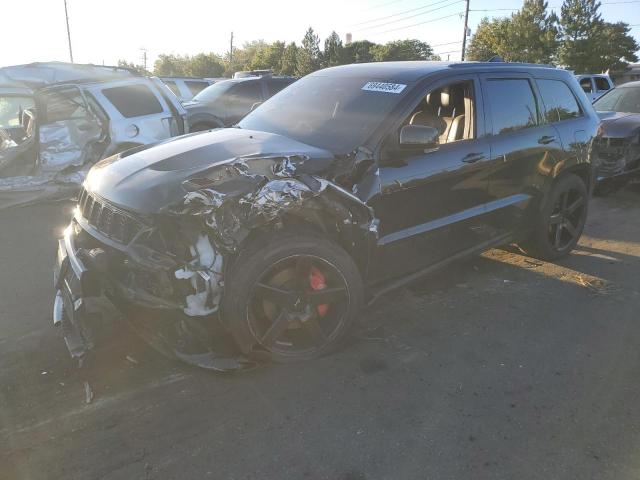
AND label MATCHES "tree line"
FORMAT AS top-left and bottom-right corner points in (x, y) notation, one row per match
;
(117, 0), (638, 79)
(119, 28), (438, 78)
(467, 0), (638, 73)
